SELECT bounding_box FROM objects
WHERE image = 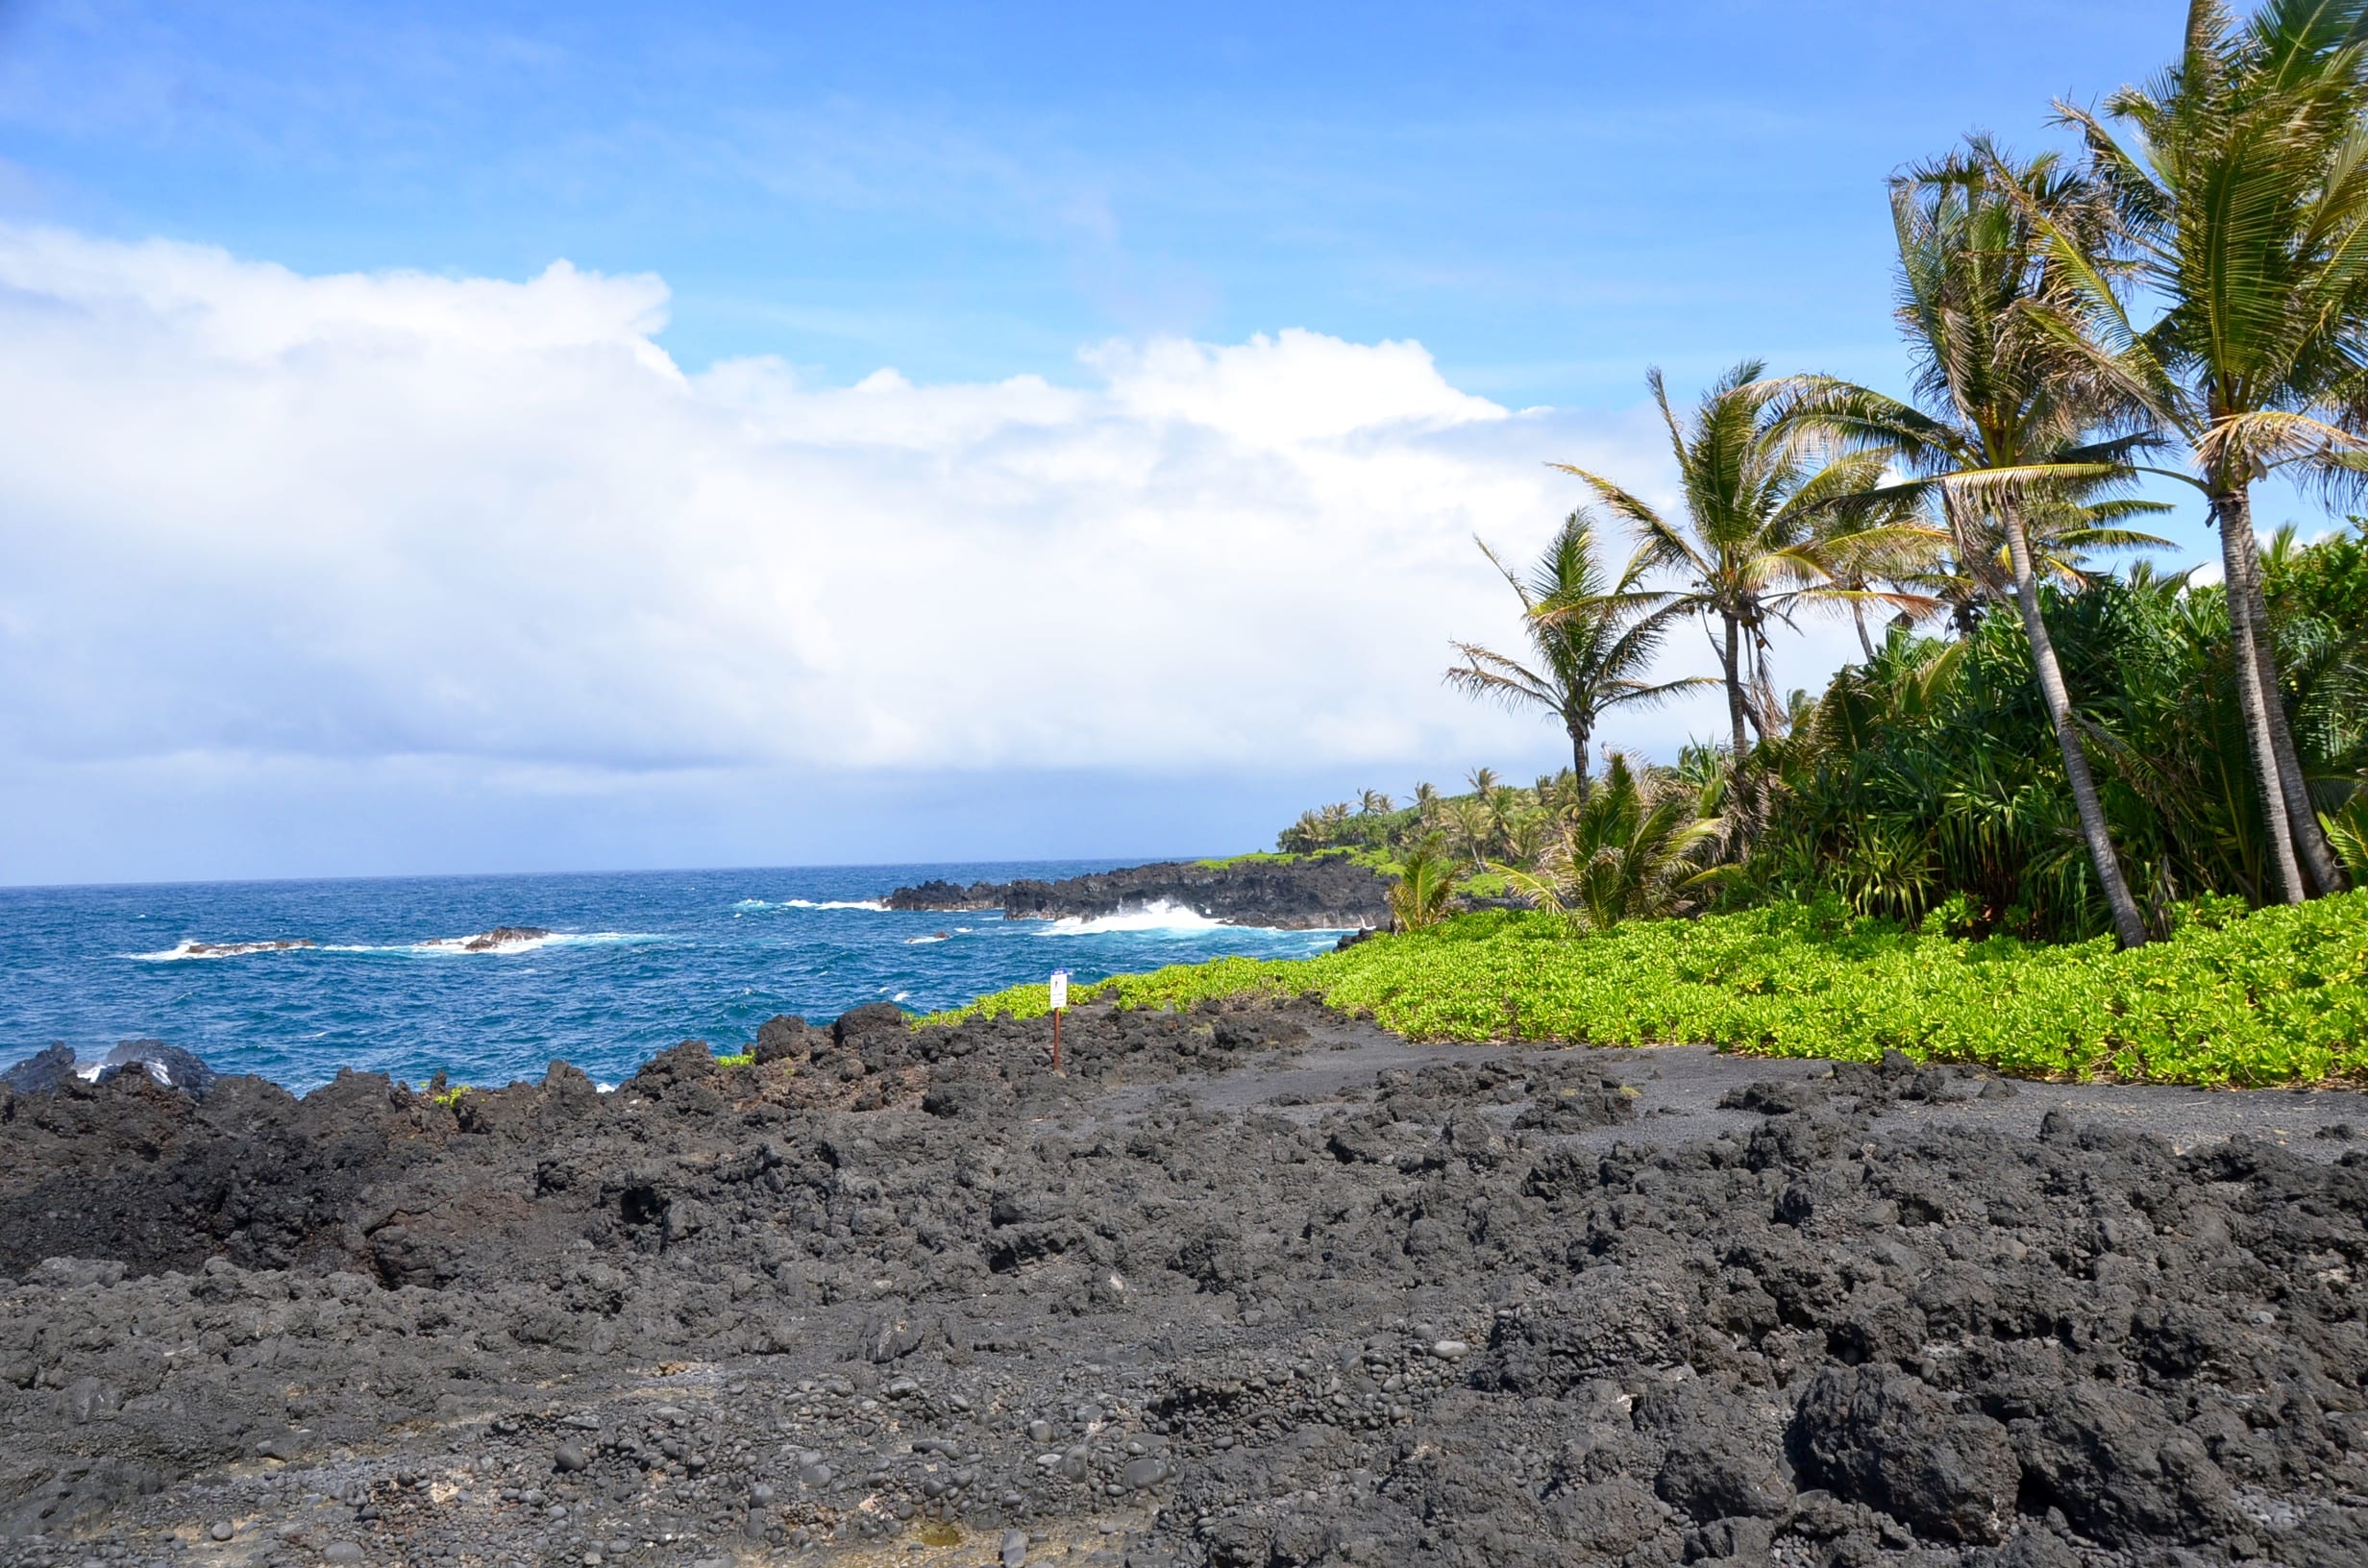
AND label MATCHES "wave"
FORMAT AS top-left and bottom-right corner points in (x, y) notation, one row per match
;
(137, 930), (658, 961)
(1039, 899), (1226, 935)
(407, 929), (654, 957)
(129, 939), (317, 962)
(733, 897), (889, 912)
